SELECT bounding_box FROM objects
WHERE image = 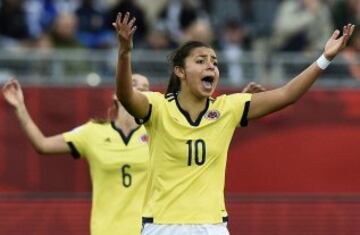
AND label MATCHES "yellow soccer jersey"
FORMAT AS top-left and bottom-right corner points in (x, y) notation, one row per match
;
(63, 121), (149, 235)
(138, 92), (252, 224)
